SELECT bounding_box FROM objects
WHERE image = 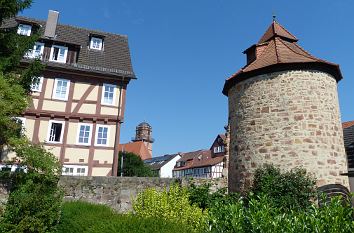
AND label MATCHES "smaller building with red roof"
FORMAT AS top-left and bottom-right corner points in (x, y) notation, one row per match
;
(172, 134), (227, 179)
